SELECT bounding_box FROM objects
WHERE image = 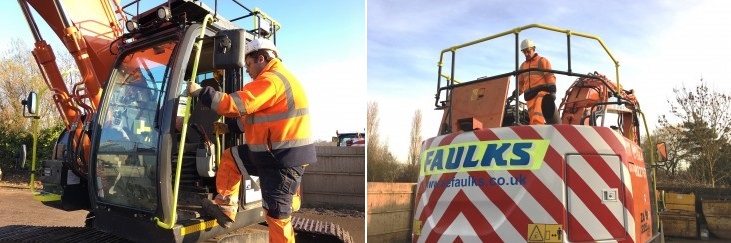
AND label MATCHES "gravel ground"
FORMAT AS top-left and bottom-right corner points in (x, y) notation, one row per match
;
(0, 172), (364, 243)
